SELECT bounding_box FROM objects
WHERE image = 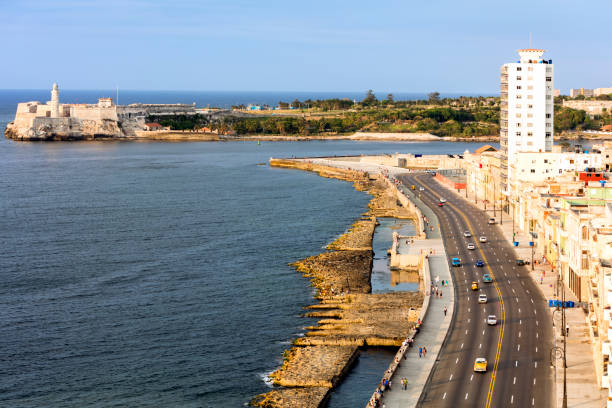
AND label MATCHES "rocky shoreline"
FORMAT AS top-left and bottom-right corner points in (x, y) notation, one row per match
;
(251, 159), (423, 408)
